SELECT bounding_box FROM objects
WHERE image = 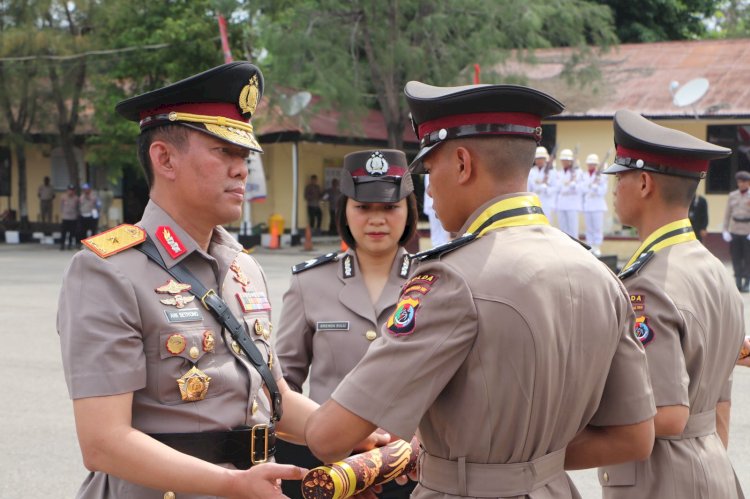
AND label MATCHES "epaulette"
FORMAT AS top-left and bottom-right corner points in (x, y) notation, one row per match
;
(412, 233), (477, 262)
(569, 235), (591, 250)
(82, 224), (146, 258)
(292, 252), (339, 274)
(618, 251), (655, 280)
